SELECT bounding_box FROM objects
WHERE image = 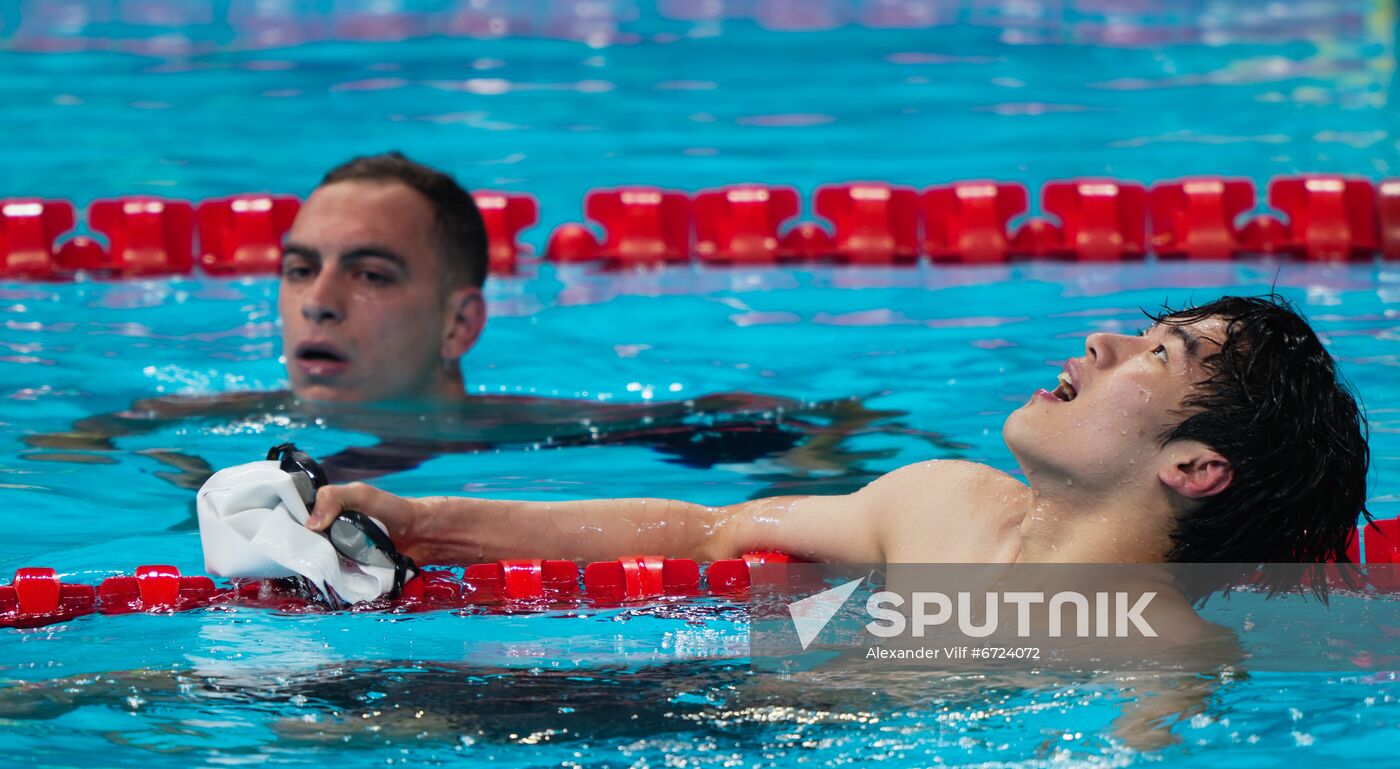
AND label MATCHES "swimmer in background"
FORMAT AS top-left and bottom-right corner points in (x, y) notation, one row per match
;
(24, 152), (962, 490)
(308, 294), (1371, 605)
